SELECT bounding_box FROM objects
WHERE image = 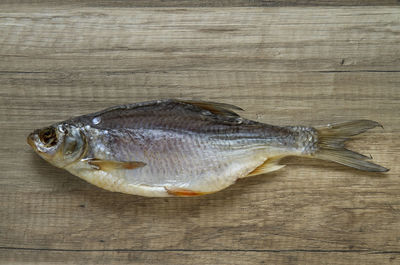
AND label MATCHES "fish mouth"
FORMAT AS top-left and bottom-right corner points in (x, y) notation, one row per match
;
(27, 132), (37, 150)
